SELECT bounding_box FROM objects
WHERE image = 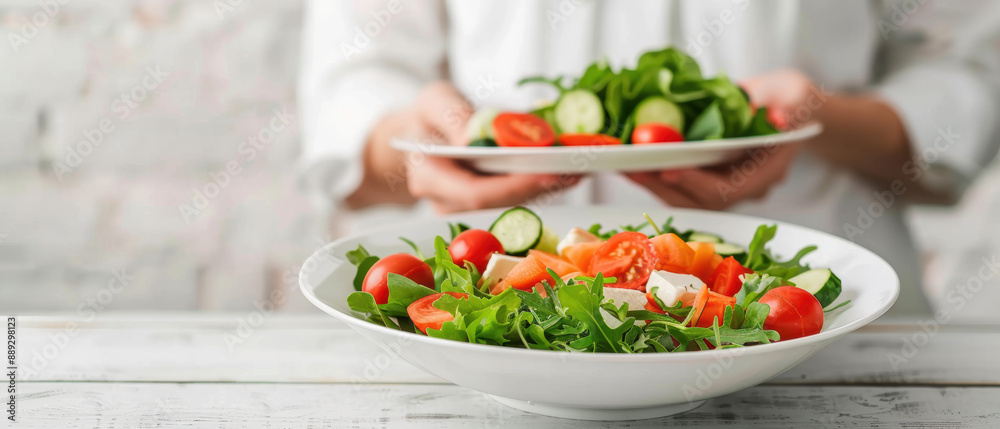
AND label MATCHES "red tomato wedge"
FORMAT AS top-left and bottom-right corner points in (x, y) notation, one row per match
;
(587, 232), (657, 291)
(407, 292), (469, 334)
(708, 257), (754, 297)
(632, 123), (684, 144)
(650, 233), (695, 273)
(558, 134), (622, 146)
(493, 113), (556, 147)
(686, 242), (717, 283)
(490, 254), (553, 295)
(527, 250), (582, 278)
(759, 286), (824, 341)
(684, 285), (738, 328)
(561, 241), (603, 271)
